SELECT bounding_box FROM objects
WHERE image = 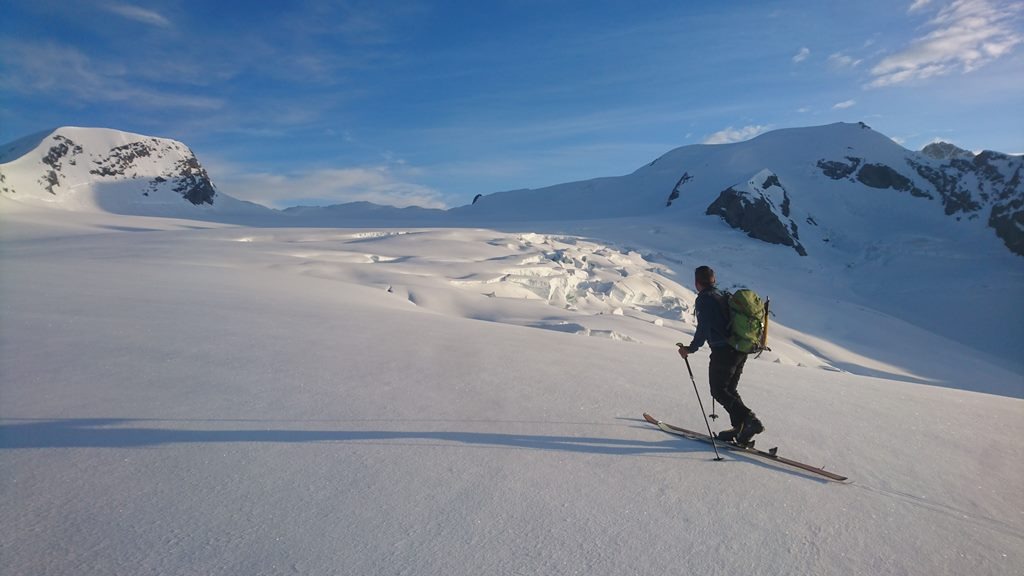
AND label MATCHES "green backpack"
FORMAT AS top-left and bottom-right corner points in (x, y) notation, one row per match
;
(716, 289), (770, 354)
